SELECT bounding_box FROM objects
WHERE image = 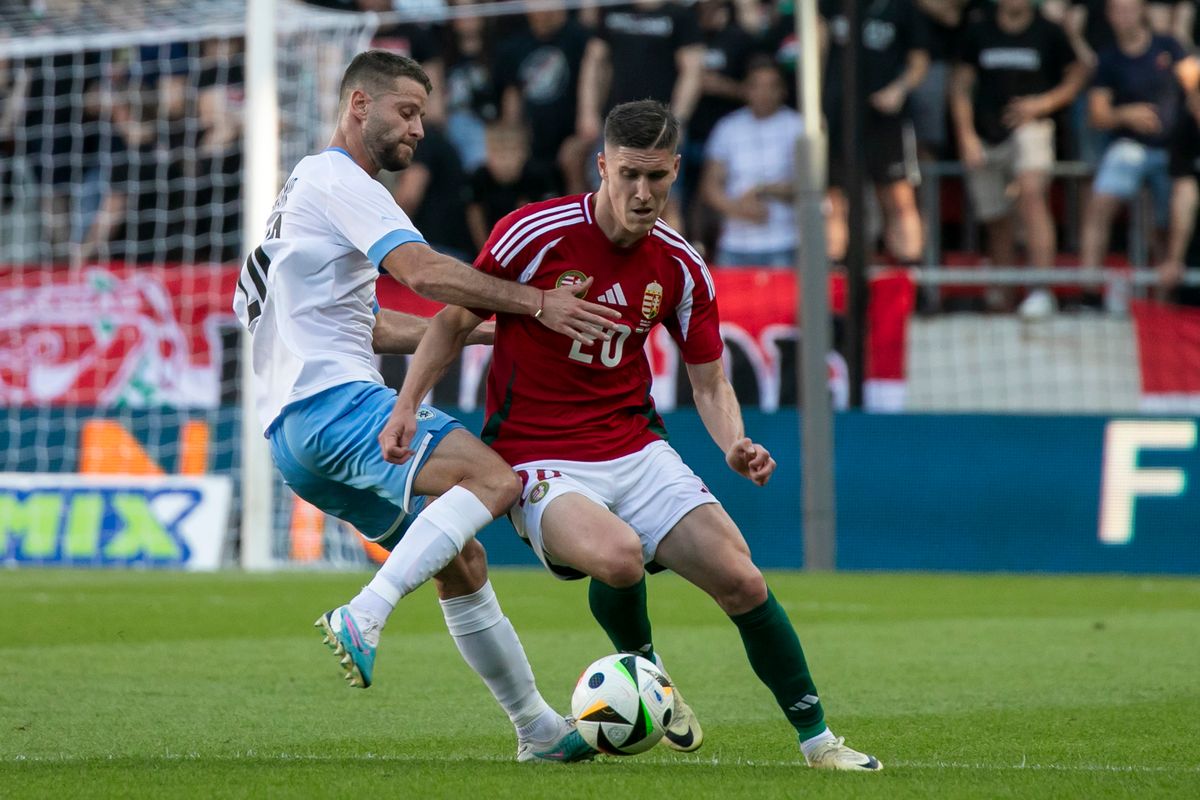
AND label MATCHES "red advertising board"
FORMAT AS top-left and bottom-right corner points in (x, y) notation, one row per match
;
(0, 264), (237, 408)
(1, 263), (913, 410)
